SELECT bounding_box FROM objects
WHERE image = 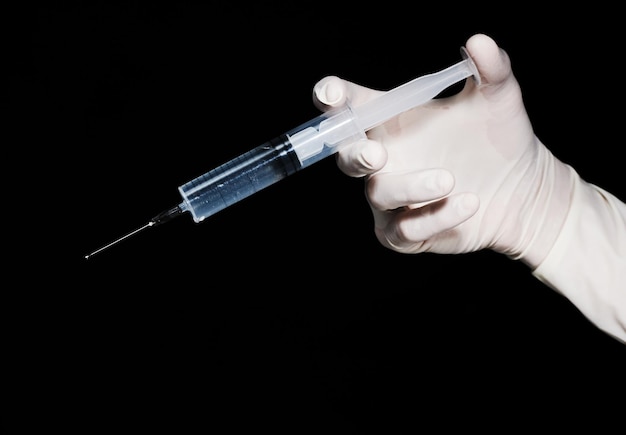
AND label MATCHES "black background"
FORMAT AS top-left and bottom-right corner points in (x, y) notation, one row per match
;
(6, 2), (626, 433)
